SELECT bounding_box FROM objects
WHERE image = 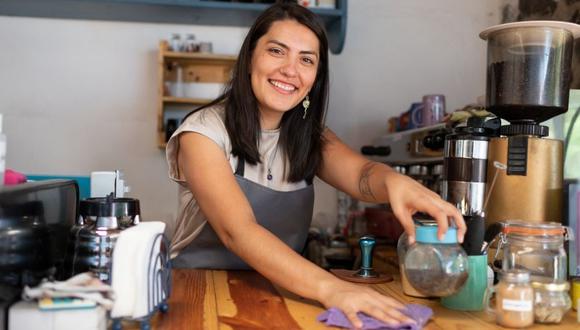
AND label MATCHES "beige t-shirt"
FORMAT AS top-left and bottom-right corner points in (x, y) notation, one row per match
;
(165, 104), (307, 257)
